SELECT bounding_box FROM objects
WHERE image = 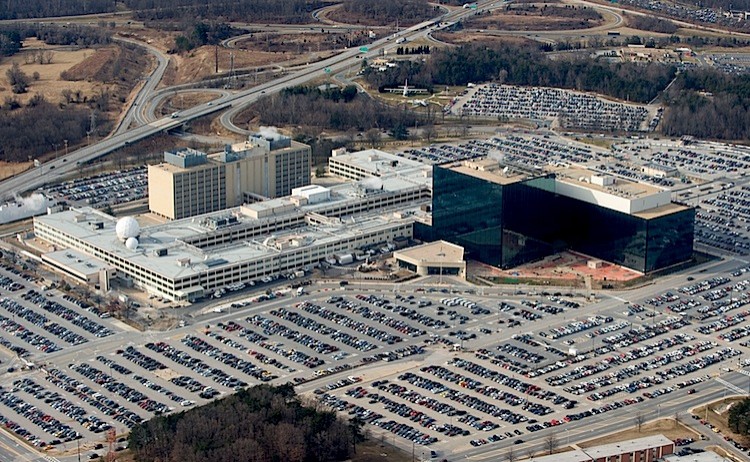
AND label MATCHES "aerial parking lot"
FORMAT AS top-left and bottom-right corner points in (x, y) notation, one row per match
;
(0, 258), (748, 460)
